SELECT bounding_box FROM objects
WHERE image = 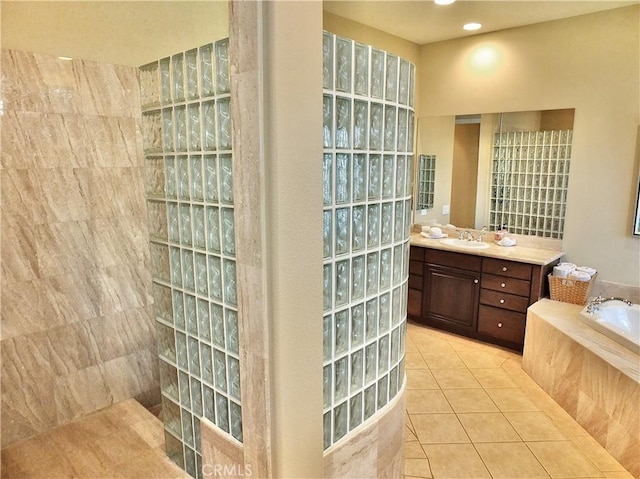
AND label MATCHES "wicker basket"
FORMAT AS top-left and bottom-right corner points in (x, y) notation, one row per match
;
(548, 273), (597, 305)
